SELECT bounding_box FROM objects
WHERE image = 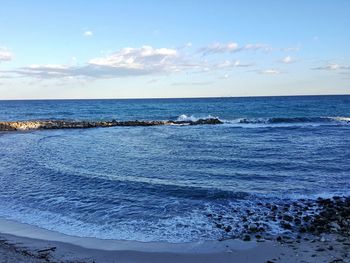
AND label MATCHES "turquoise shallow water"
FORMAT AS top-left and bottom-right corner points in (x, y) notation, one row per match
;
(0, 95), (349, 242)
